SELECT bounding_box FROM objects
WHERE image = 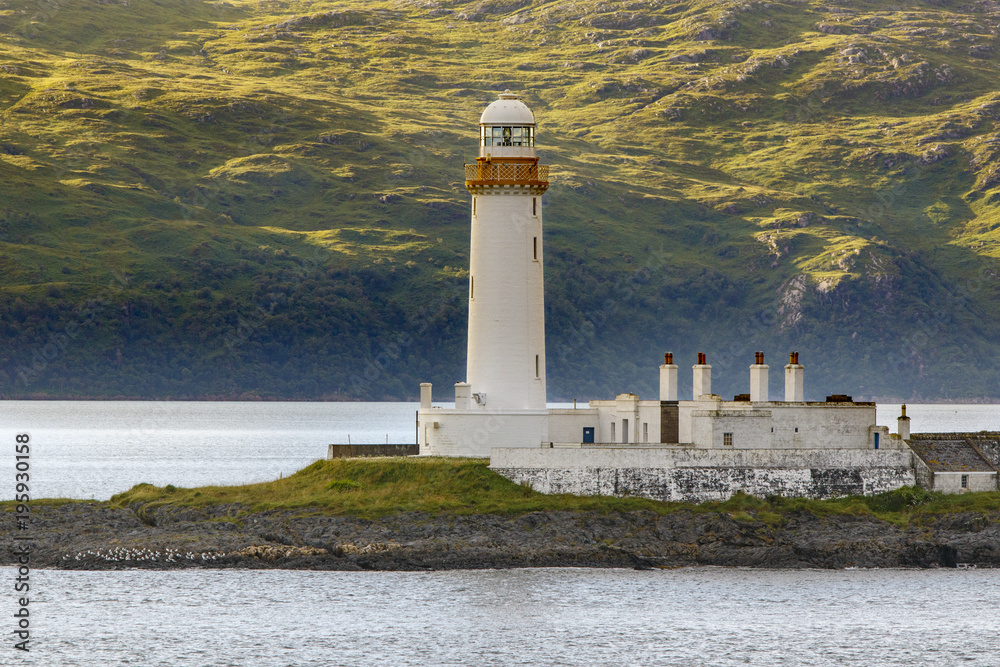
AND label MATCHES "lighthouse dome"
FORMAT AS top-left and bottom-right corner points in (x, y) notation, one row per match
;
(478, 91), (537, 158)
(479, 90), (535, 125)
